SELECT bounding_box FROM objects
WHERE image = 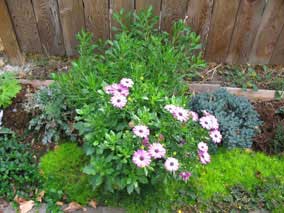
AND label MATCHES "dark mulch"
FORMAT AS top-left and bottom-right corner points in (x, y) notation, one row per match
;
(253, 100), (284, 154)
